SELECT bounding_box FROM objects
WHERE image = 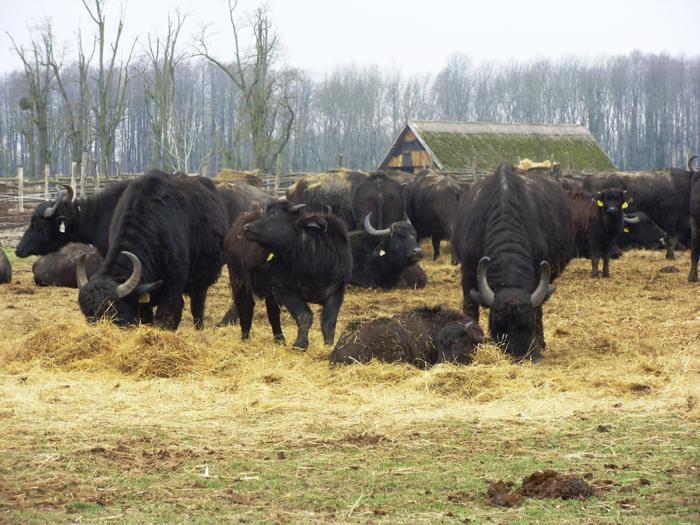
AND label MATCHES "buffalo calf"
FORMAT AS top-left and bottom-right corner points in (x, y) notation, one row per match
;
(329, 306), (483, 366)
